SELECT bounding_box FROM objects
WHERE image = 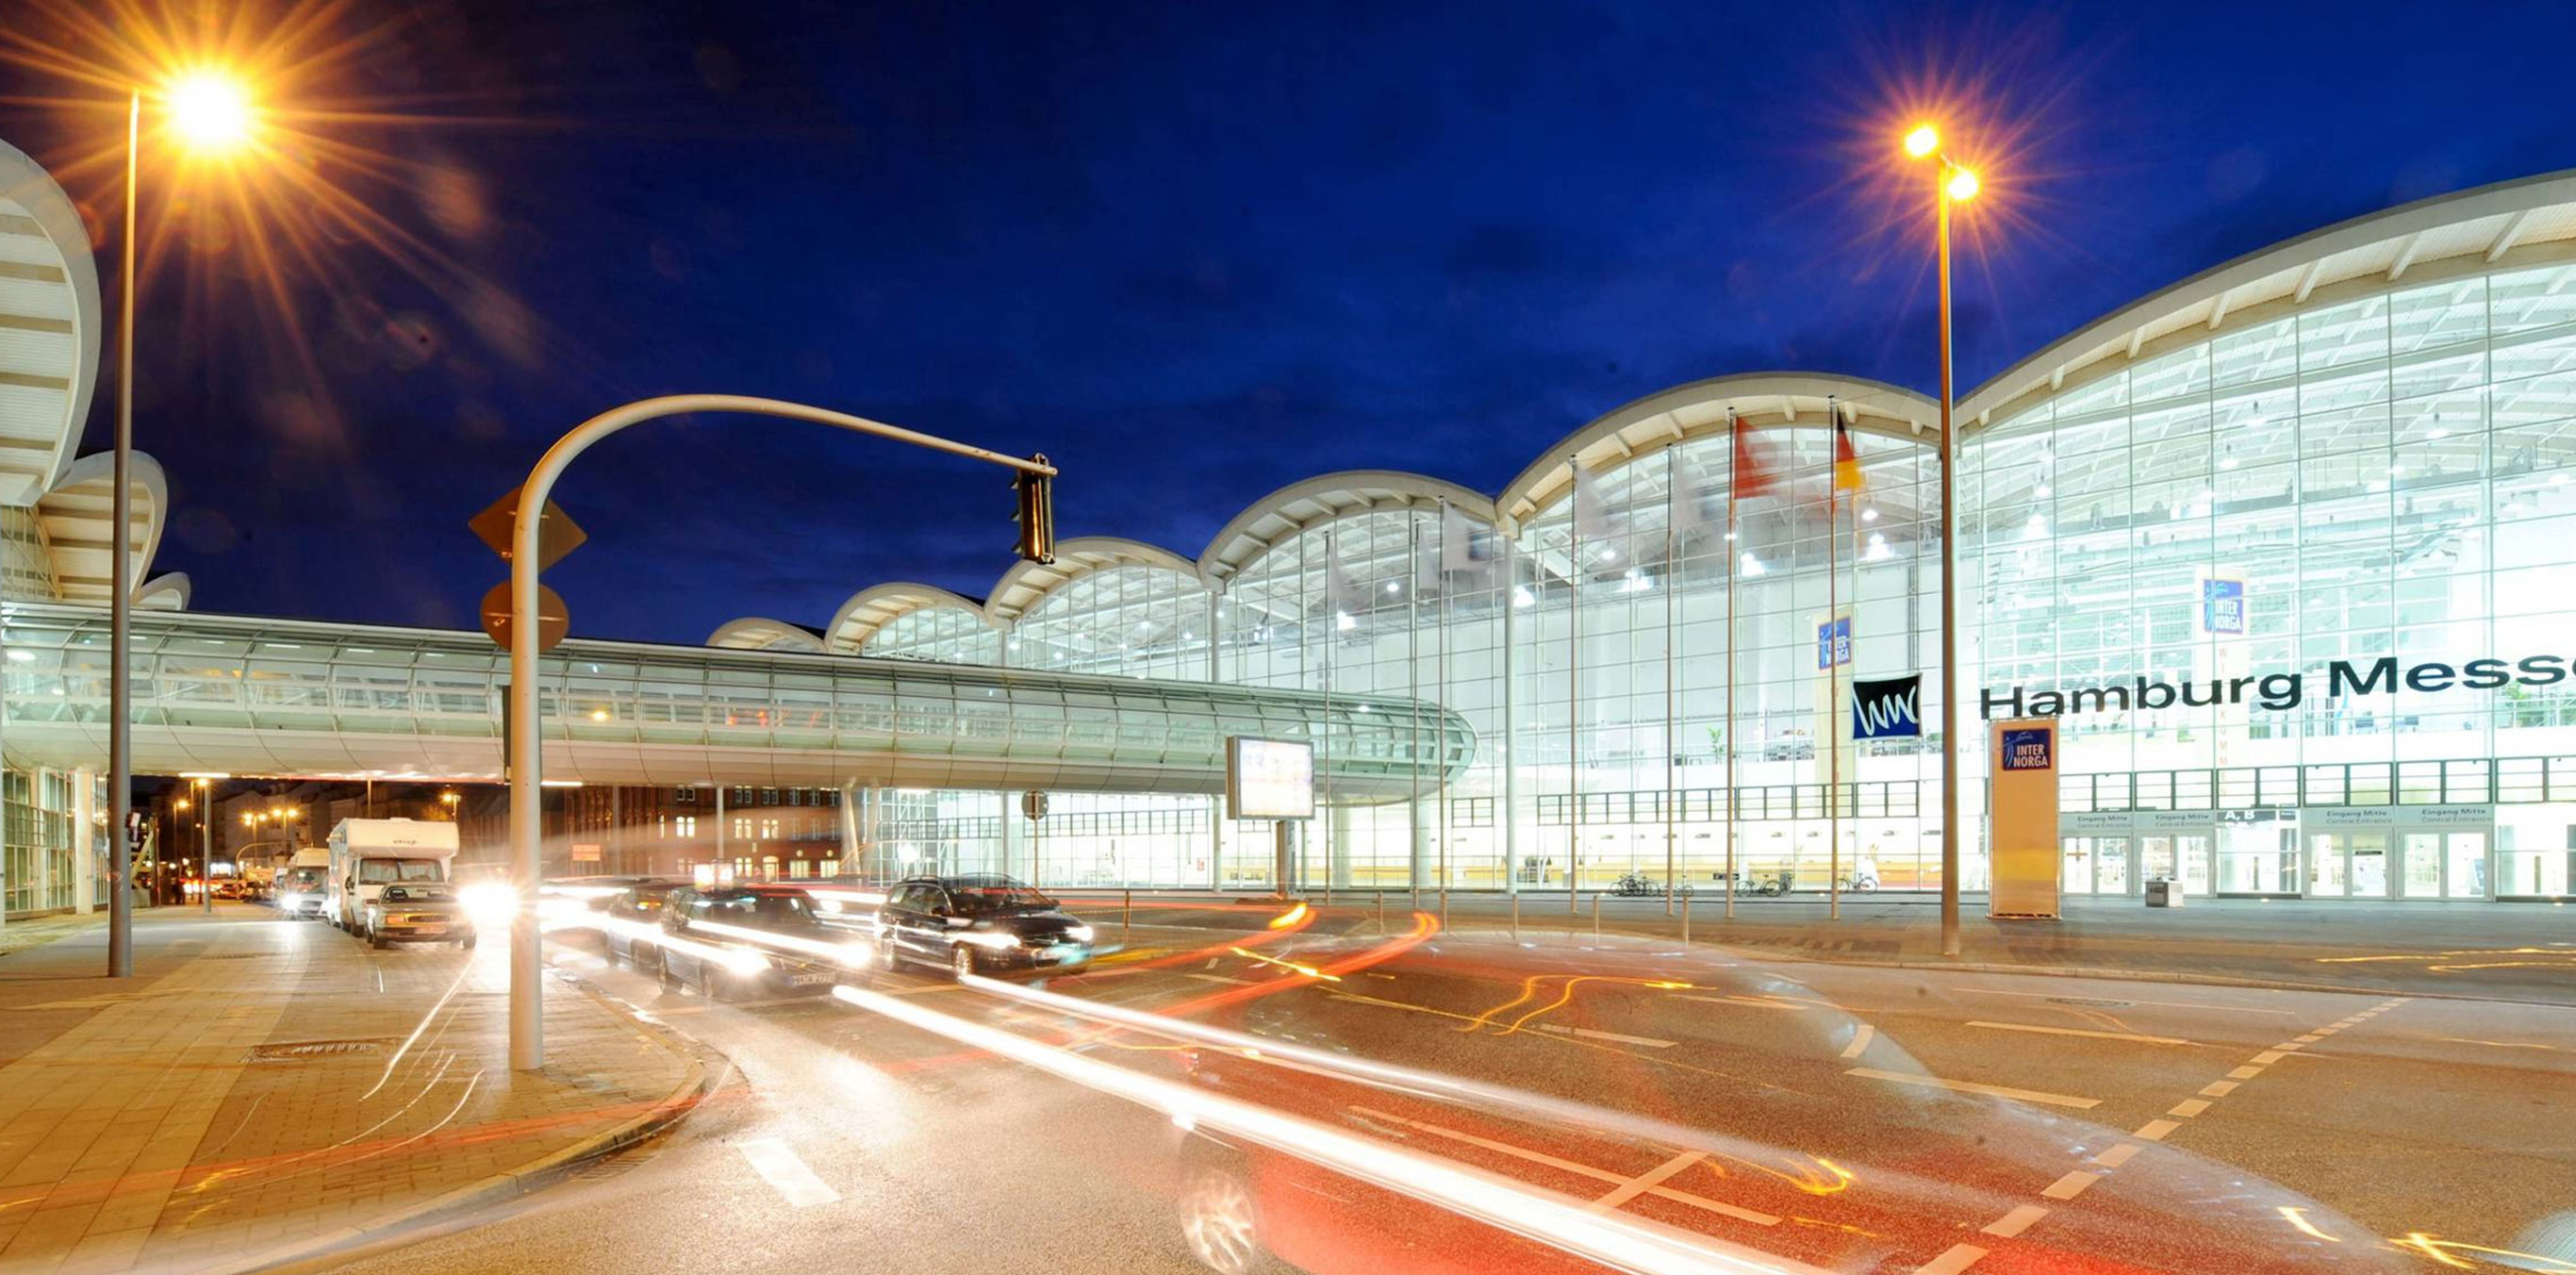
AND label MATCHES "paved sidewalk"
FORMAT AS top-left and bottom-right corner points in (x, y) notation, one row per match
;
(0, 905), (703, 1275)
(0, 915), (103, 961)
(1059, 890), (2576, 1003)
